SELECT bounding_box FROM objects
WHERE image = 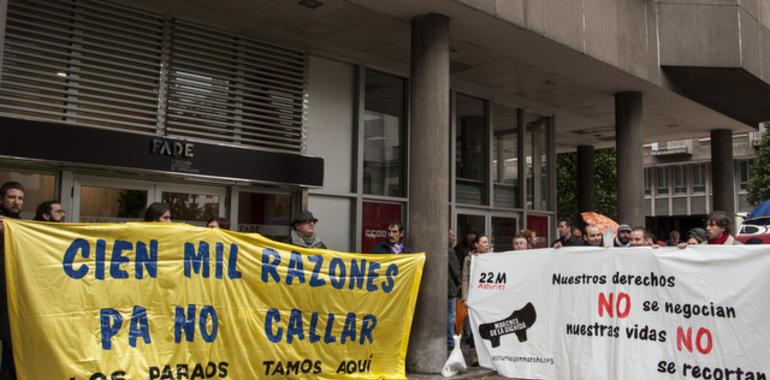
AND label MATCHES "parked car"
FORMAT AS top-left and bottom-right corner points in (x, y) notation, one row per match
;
(736, 219), (770, 244)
